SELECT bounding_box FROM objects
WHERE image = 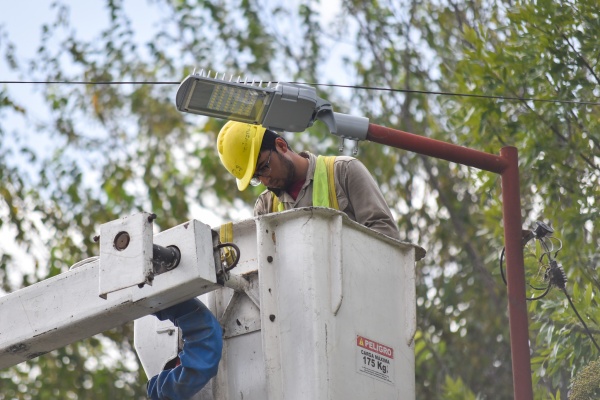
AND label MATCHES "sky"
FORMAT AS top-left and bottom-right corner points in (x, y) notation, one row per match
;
(2, 1), (162, 61)
(1, 0), (164, 133)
